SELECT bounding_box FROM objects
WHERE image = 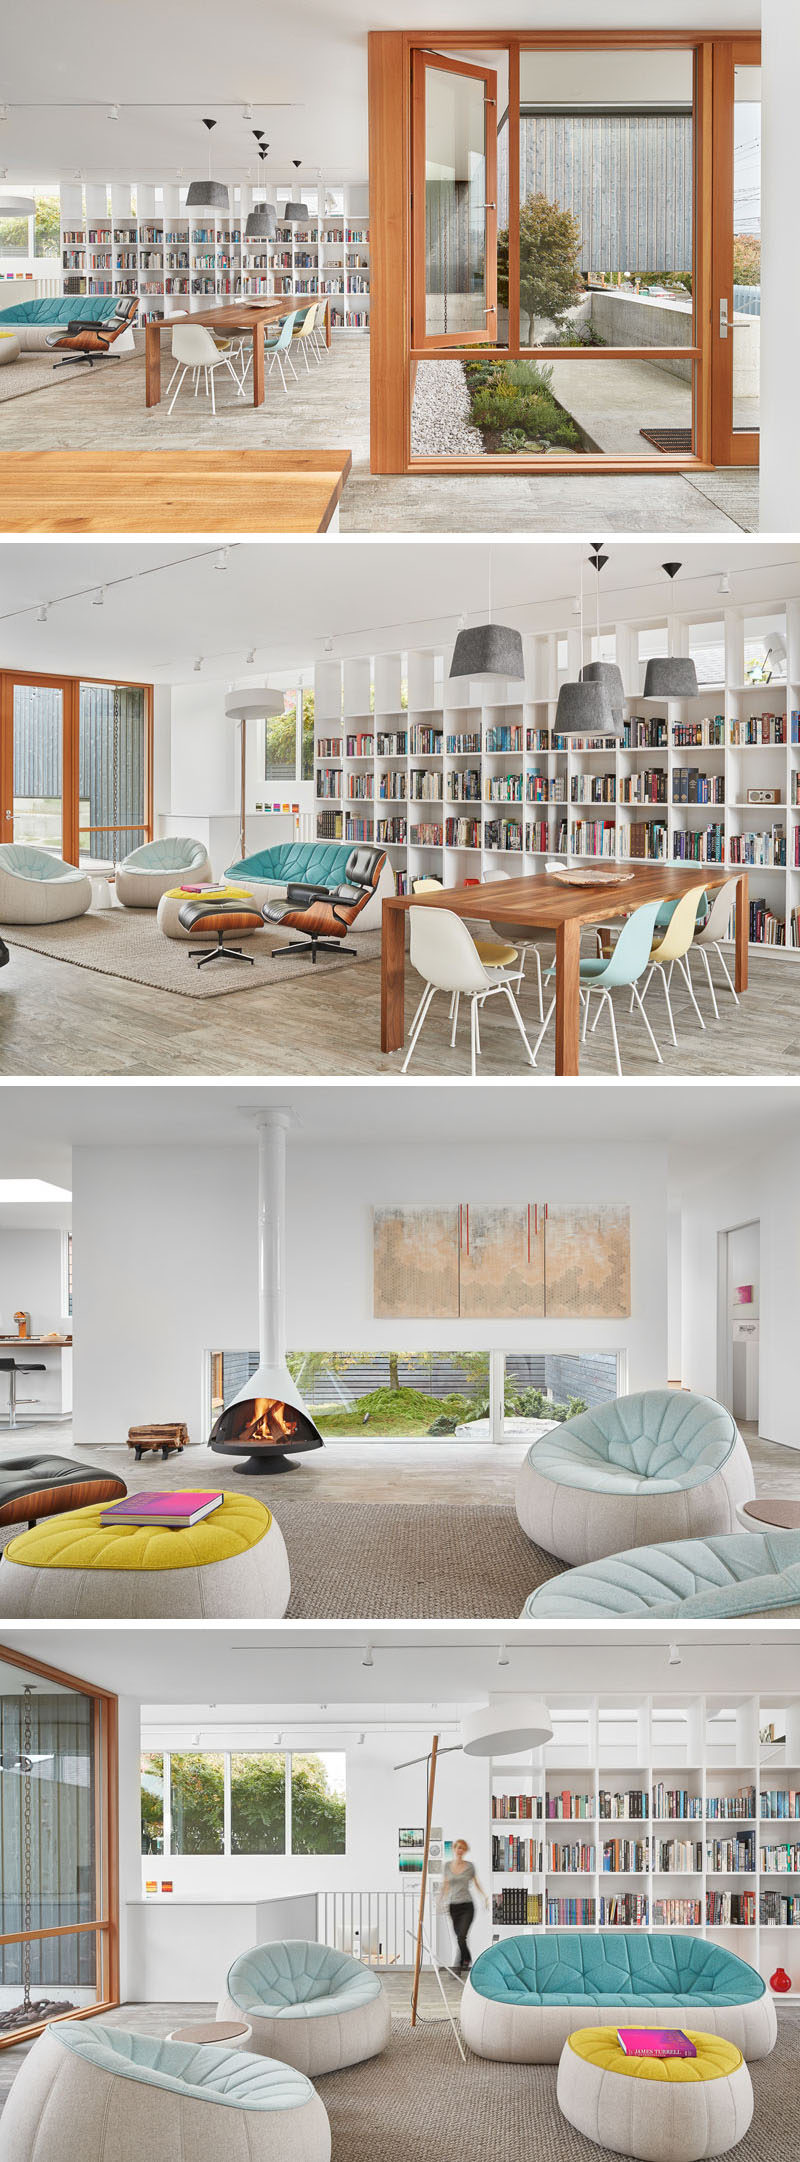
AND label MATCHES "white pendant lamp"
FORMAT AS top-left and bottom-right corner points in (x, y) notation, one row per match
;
(0, 194), (35, 217)
(461, 1696), (553, 1757)
(642, 563), (699, 699)
(580, 542), (626, 726)
(225, 682), (285, 860)
(186, 119), (229, 215)
(449, 548), (524, 684)
(555, 549), (619, 740)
